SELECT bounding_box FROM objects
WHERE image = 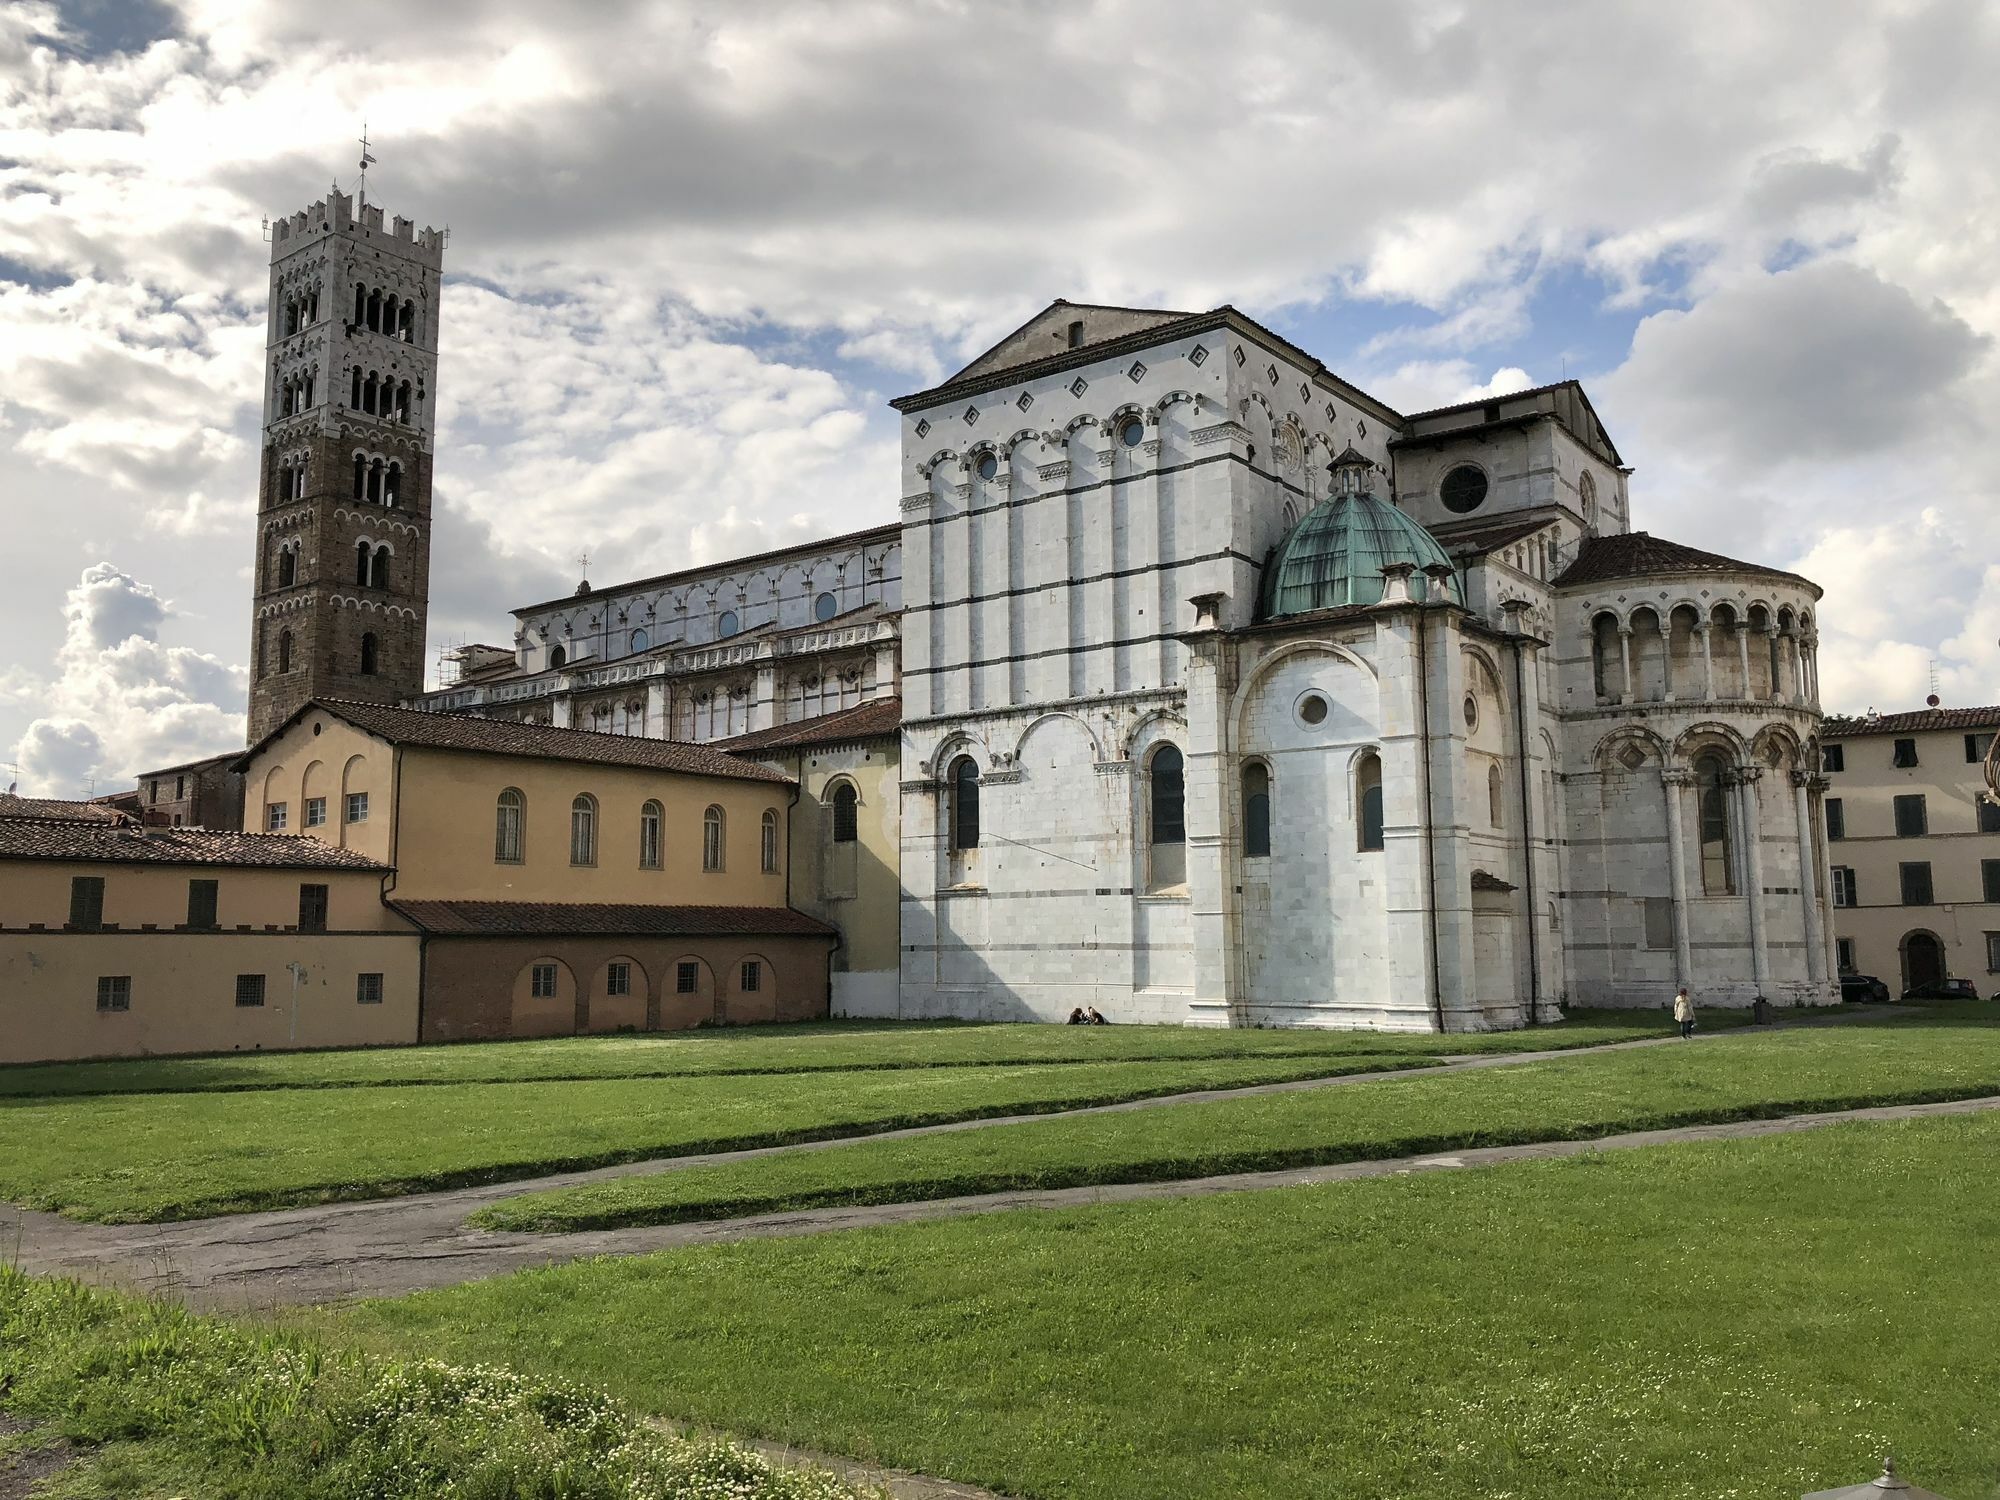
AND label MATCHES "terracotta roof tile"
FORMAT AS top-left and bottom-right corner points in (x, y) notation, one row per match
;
(711, 697), (902, 754)
(1821, 706), (2000, 737)
(1431, 515), (1554, 557)
(247, 700), (791, 785)
(390, 900), (837, 938)
(0, 822), (388, 870)
(0, 794), (133, 825)
(1553, 531), (1817, 592)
